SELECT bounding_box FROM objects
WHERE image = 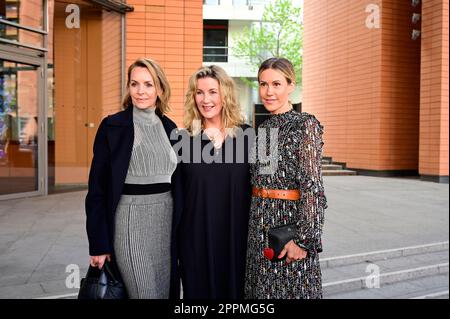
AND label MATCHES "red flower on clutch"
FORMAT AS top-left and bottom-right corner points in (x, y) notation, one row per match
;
(263, 248), (274, 260)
